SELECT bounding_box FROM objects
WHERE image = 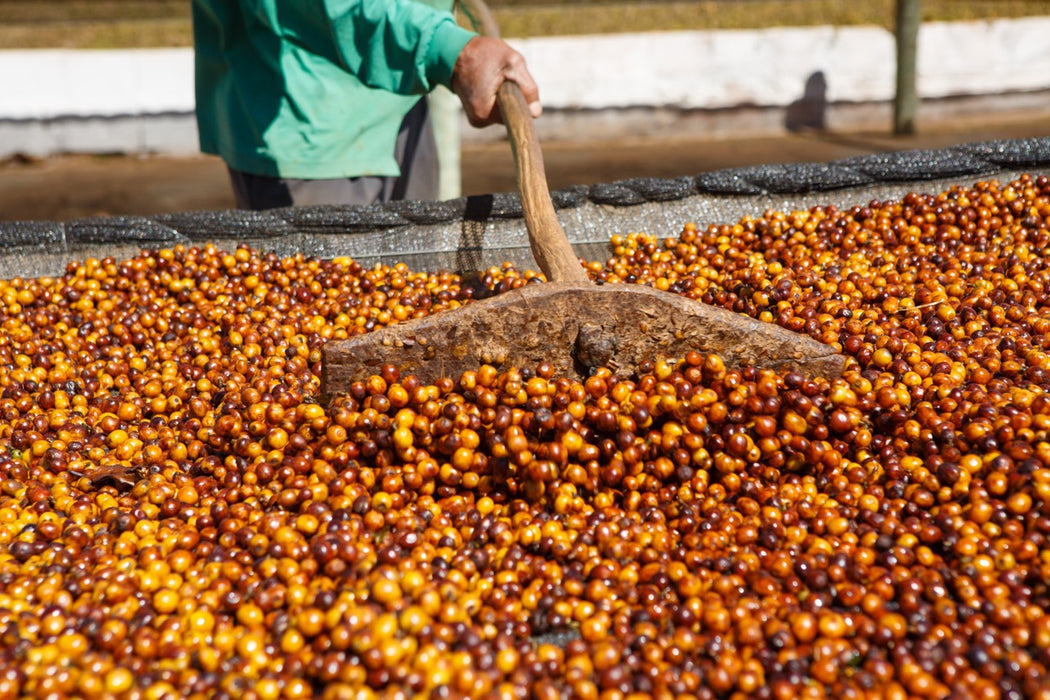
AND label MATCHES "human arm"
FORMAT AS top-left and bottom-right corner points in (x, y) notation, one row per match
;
(322, 0), (476, 95)
(321, 0), (541, 127)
